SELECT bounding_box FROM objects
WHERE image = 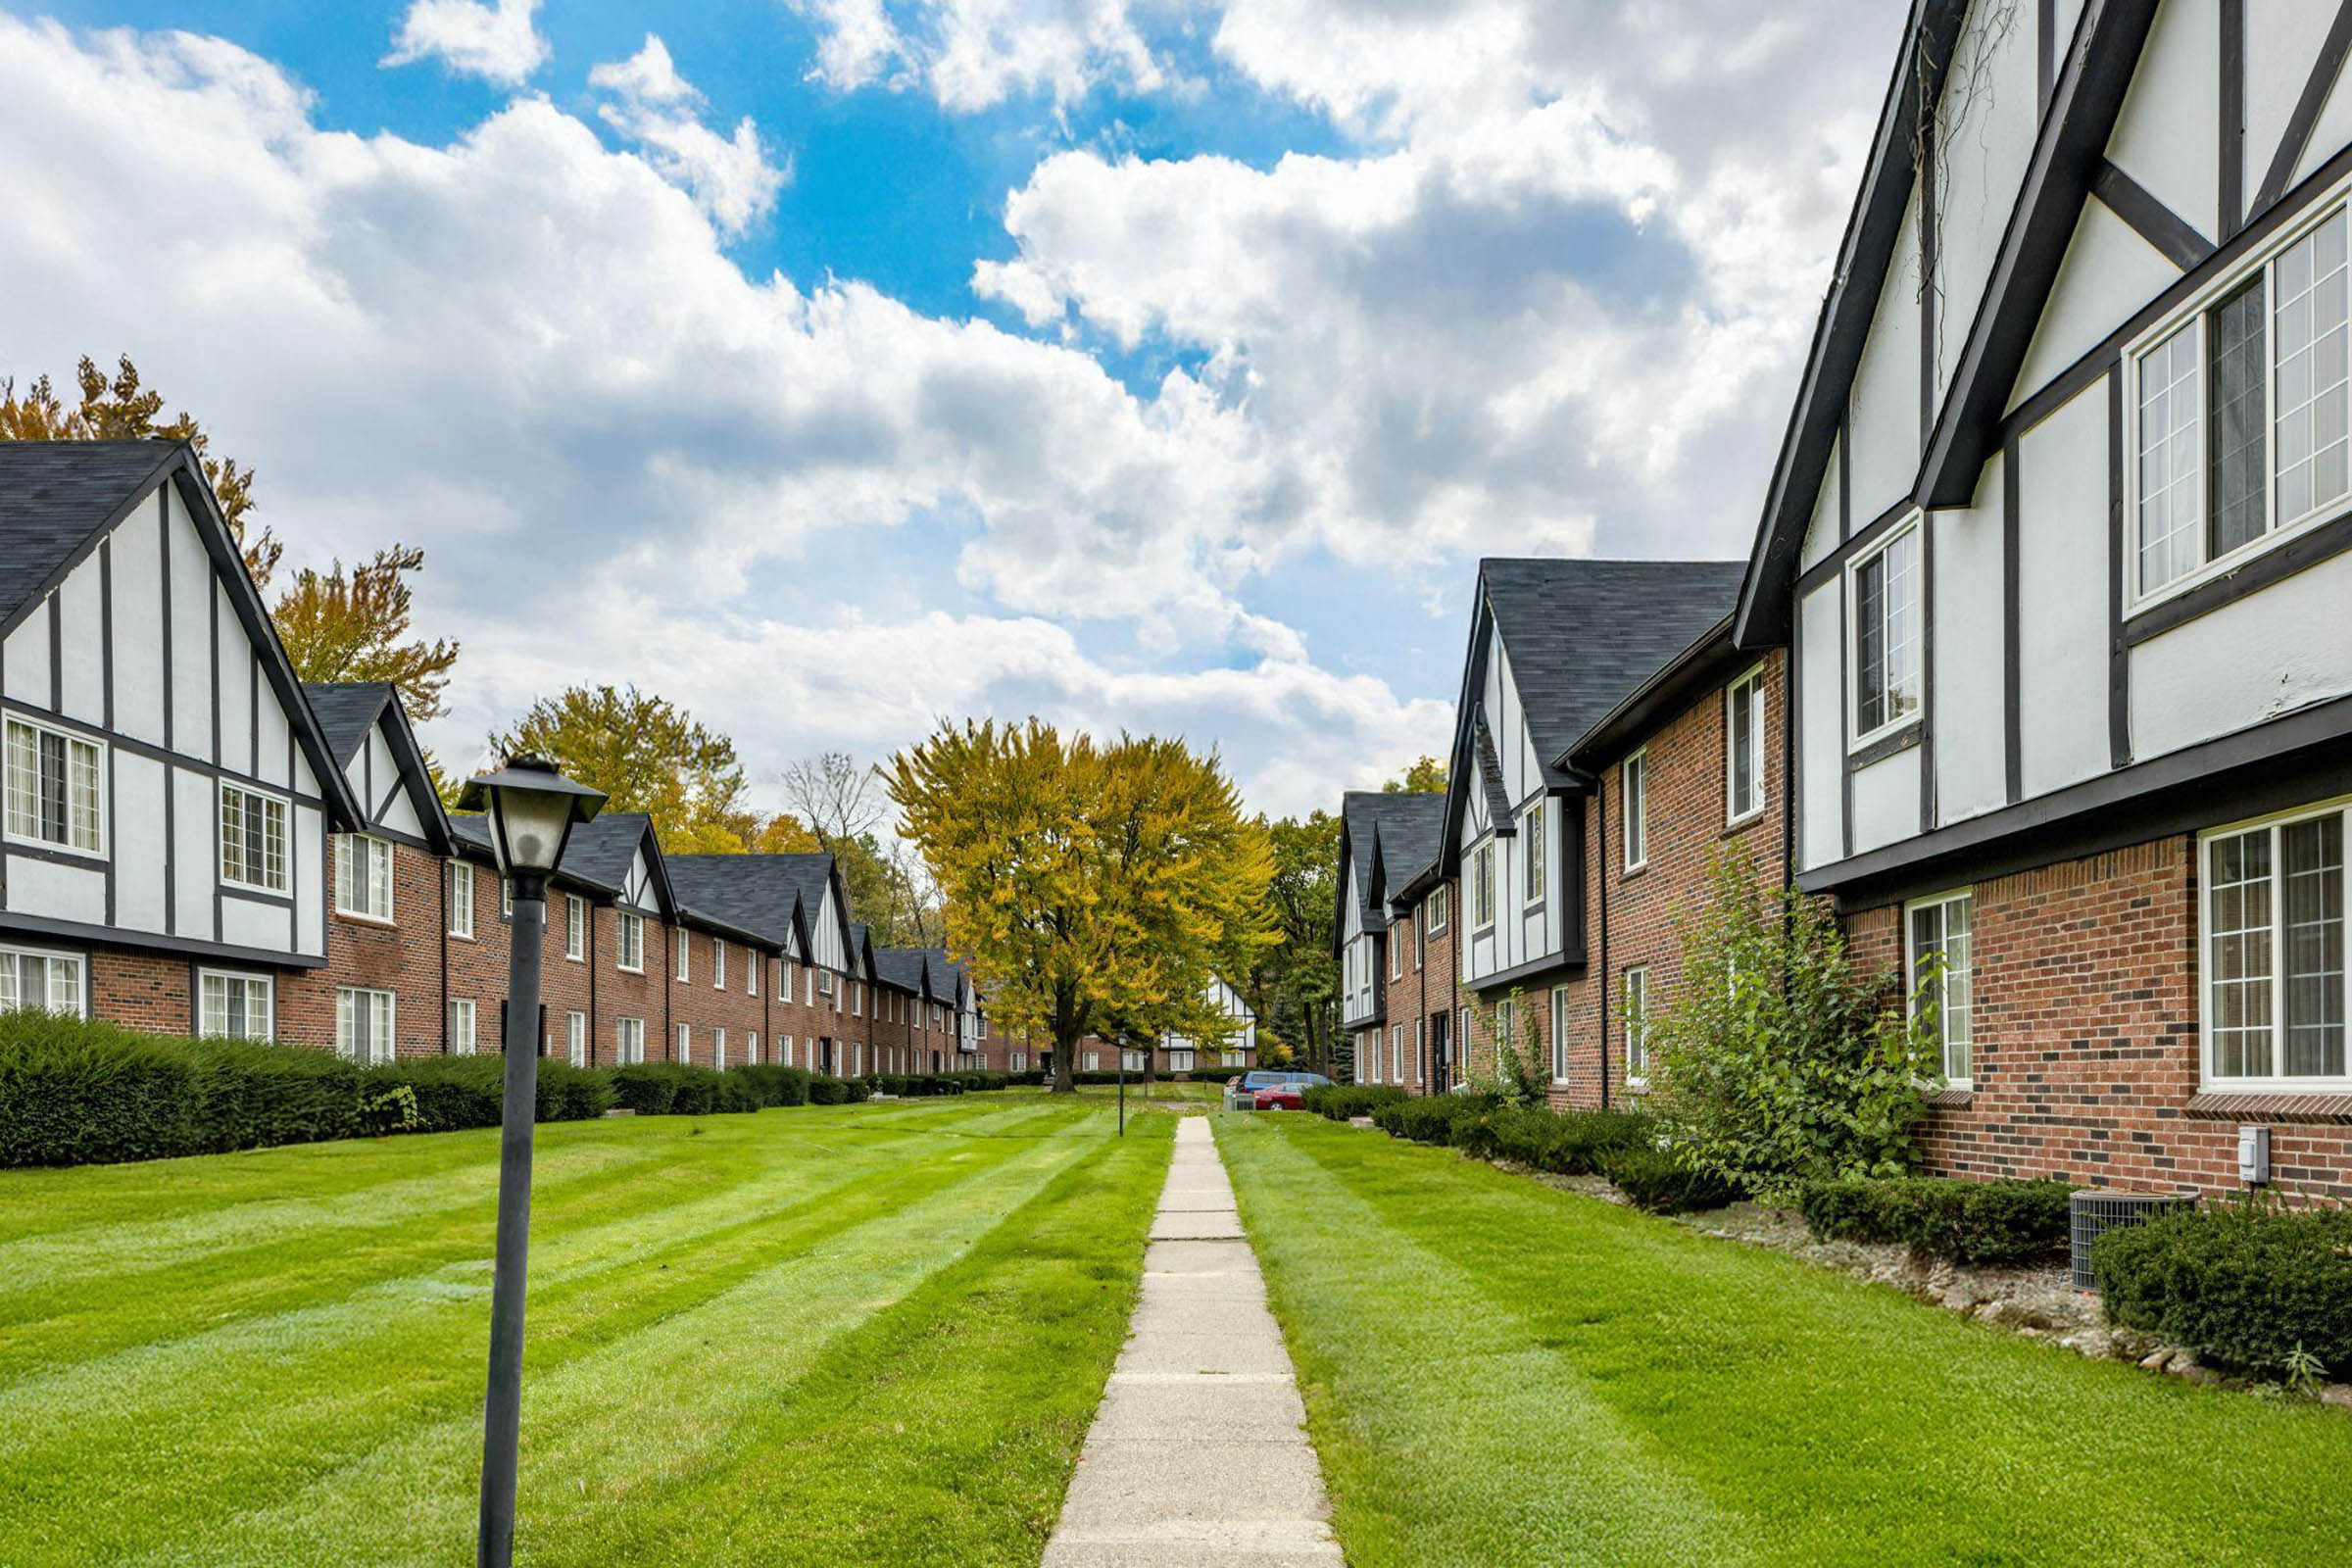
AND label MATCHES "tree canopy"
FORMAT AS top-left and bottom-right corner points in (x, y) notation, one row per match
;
(1385, 756), (1447, 793)
(887, 719), (1274, 1092)
(1245, 808), (1342, 1070)
(491, 685), (764, 853)
(271, 545), (461, 721)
